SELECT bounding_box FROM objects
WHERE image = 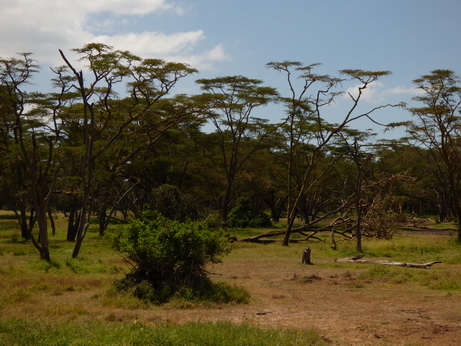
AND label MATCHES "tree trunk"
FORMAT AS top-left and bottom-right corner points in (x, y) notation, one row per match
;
(72, 223), (89, 258)
(221, 178), (234, 223)
(48, 208), (56, 236)
(16, 204), (32, 240)
(66, 204), (78, 242)
(283, 209), (297, 246)
(98, 209), (107, 237)
(36, 200), (50, 261)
